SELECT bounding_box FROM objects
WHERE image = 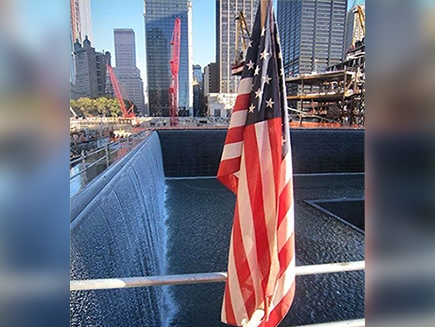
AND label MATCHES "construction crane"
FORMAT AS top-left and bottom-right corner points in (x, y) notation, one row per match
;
(355, 5), (365, 37)
(232, 11), (250, 76)
(351, 4), (365, 48)
(169, 17), (181, 126)
(107, 64), (136, 118)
